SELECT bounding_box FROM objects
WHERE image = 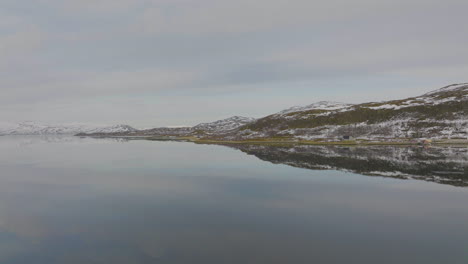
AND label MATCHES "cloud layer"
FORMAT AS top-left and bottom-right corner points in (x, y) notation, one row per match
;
(1, 0), (467, 127)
